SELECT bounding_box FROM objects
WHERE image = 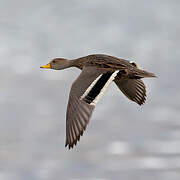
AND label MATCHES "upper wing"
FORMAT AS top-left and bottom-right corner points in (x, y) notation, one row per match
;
(65, 67), (110, 149)
(114, 78), (146, 105)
